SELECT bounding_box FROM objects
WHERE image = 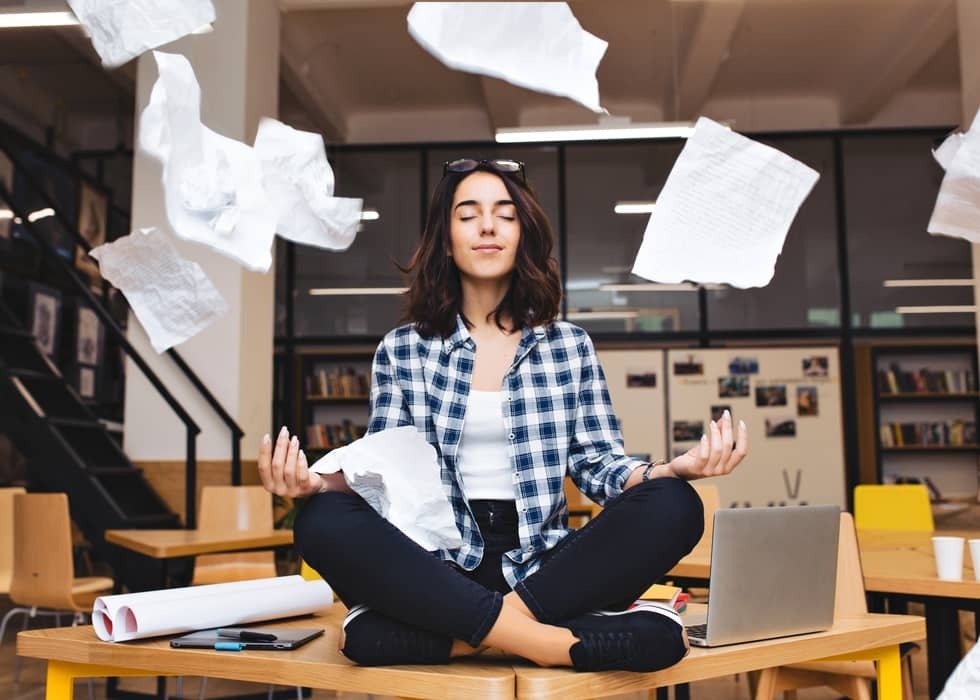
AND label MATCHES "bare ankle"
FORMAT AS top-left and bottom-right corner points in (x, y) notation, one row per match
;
(449, 639), (486, 657)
